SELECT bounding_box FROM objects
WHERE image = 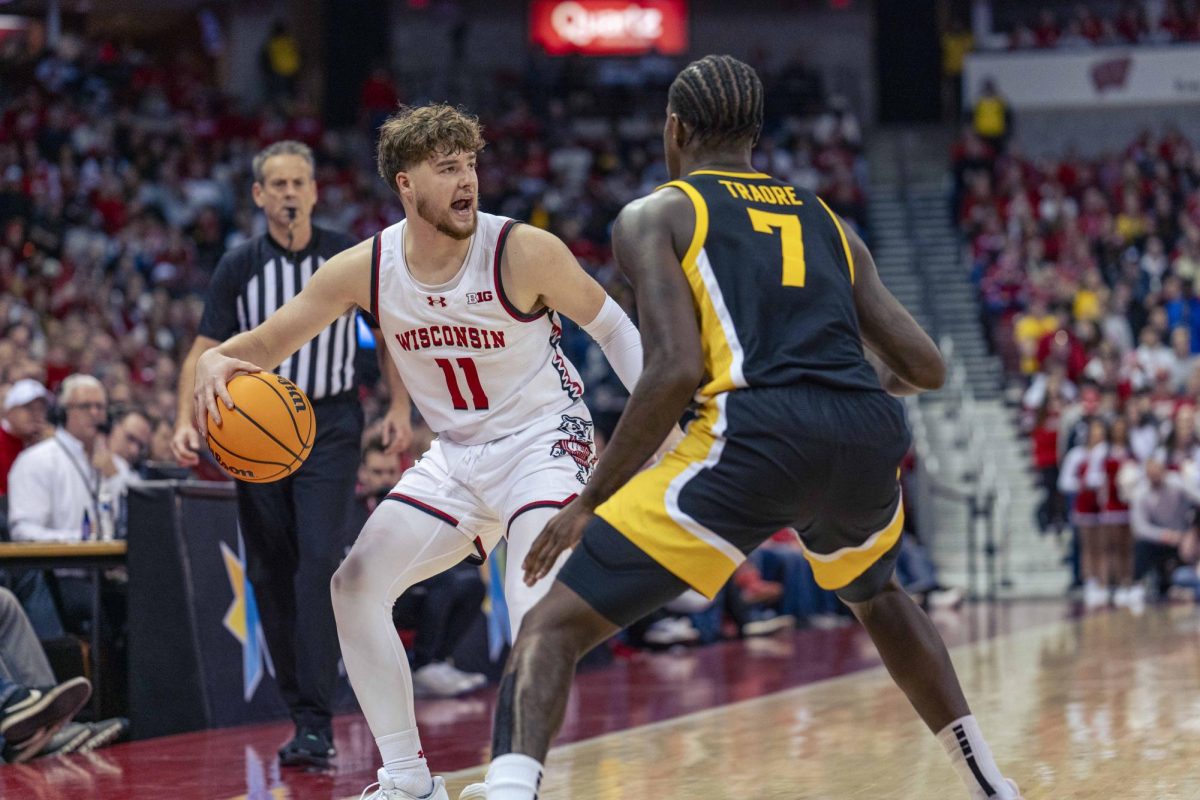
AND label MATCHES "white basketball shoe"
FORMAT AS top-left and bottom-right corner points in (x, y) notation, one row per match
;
(458, 782), (488, 799)
(360, 768), (449, 800)
(975, 779), (1022, 800)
